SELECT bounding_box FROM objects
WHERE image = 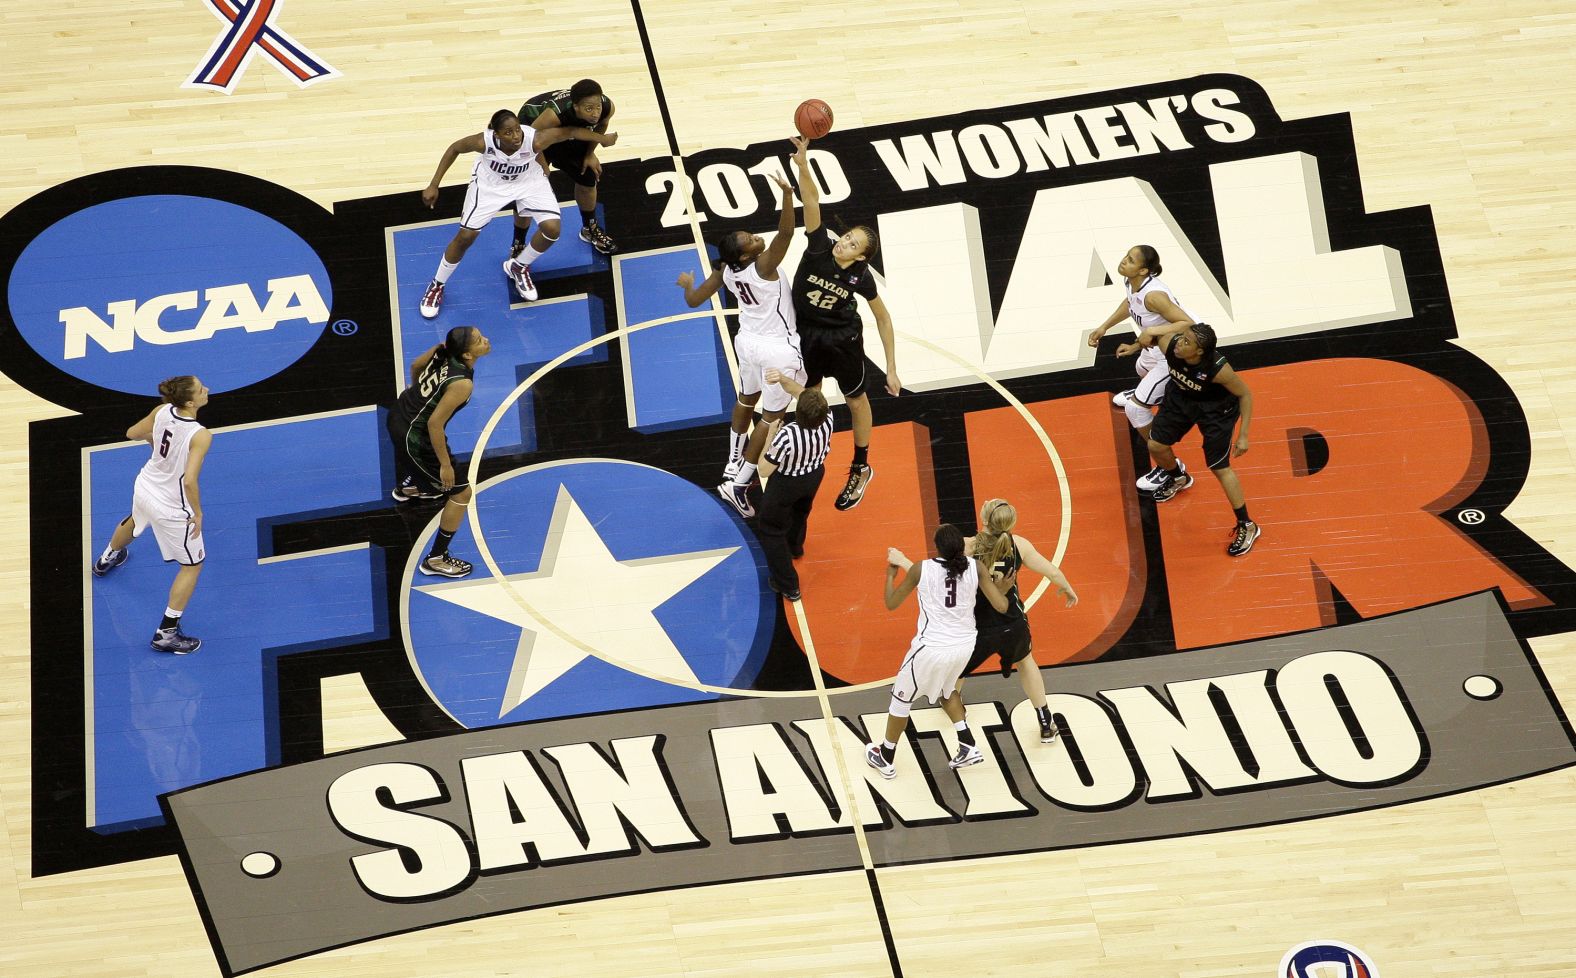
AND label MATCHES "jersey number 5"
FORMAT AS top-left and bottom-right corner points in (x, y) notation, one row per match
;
(158, 429), (172, 458)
